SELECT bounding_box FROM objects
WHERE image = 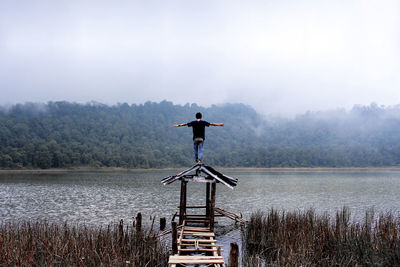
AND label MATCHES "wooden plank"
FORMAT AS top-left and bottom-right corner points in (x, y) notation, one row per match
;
(168, 256), (224, 264)
(181, 240), (215, 243)
(183, 226), (209, 231)
(200, 165), (234, 189)
(179, 230), (213, 234)
(178, 248), (224, 252)
(197, 244), (223, 247)
(183, 214), (223, 218)
(180, 243), (223, 247)
(202, 165), (238, 188)
(169, 259), (225, 264)
(184, 219), (212, 223)
(169, 256), (223, 260)
(162, 164), (199, 184)
(184, 217), (210, 221)
(181, 232), (215, 237)
(184, 214), (208, 218)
